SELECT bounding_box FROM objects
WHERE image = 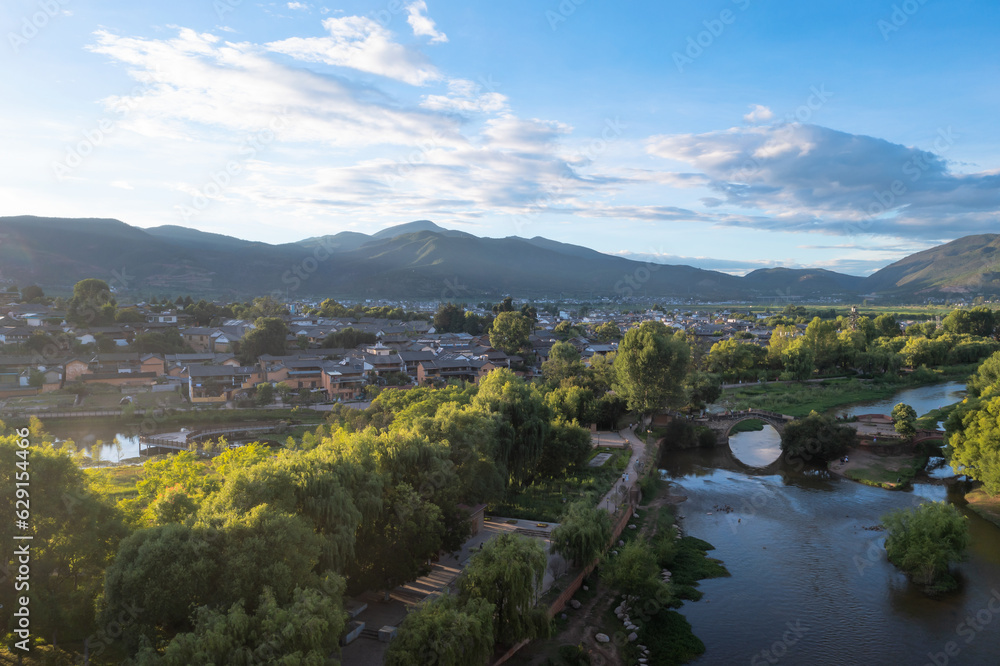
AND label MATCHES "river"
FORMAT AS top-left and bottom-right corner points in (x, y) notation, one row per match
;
(666, 382), (1000, 665)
